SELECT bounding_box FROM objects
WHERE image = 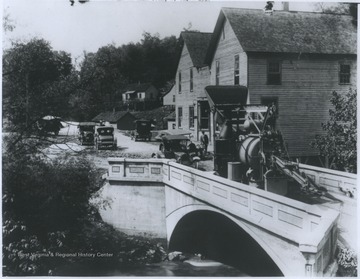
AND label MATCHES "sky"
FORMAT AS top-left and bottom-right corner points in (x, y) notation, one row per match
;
(2, 0), (335, 62)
